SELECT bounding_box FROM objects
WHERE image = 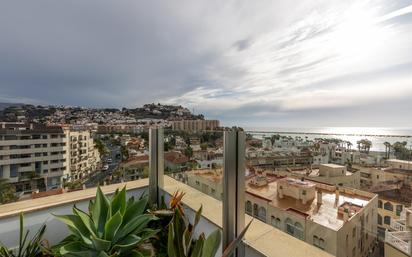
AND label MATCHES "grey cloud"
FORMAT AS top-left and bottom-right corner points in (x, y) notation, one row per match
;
(0, 0), (412, 128)
(233, 38), (253, 51)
